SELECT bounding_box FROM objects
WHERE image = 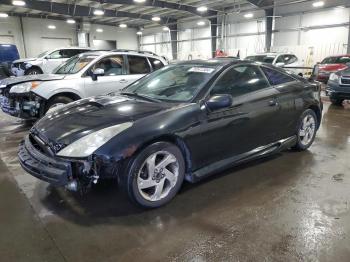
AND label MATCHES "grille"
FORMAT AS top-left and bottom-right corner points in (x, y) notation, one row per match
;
(29, 133), (54, 156)
(341, 77), (350, 85)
